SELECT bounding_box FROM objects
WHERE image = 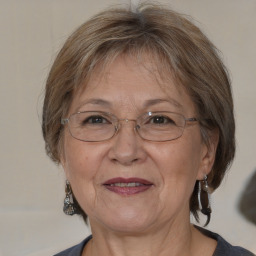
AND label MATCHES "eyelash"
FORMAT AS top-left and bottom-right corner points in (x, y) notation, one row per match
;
(81, 115), (110, 125)
(80, 114), (176, 127)
(147, 115), (175, 125)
